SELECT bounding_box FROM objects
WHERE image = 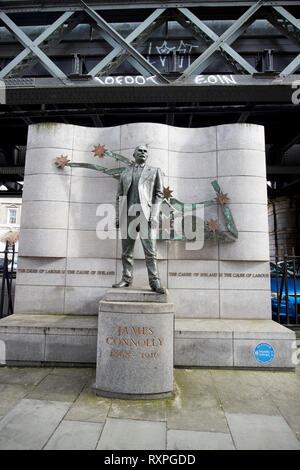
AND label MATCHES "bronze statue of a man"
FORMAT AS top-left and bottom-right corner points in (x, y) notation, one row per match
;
(112, 144), (166, 294)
